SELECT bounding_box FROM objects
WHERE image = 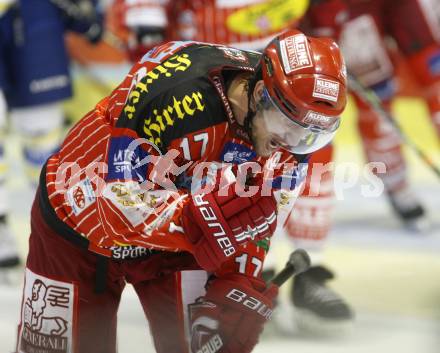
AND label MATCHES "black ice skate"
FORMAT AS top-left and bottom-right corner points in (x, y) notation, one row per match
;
(388, 187), (429, 232)
(292, 265), (354, 334)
